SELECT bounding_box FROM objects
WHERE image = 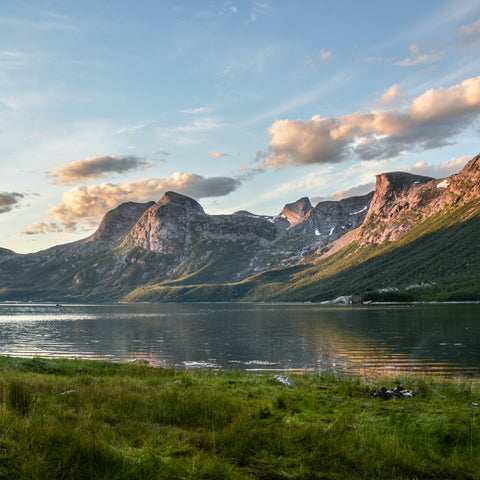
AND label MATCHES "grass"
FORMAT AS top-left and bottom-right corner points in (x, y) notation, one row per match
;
(1, 356), (480, 479)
